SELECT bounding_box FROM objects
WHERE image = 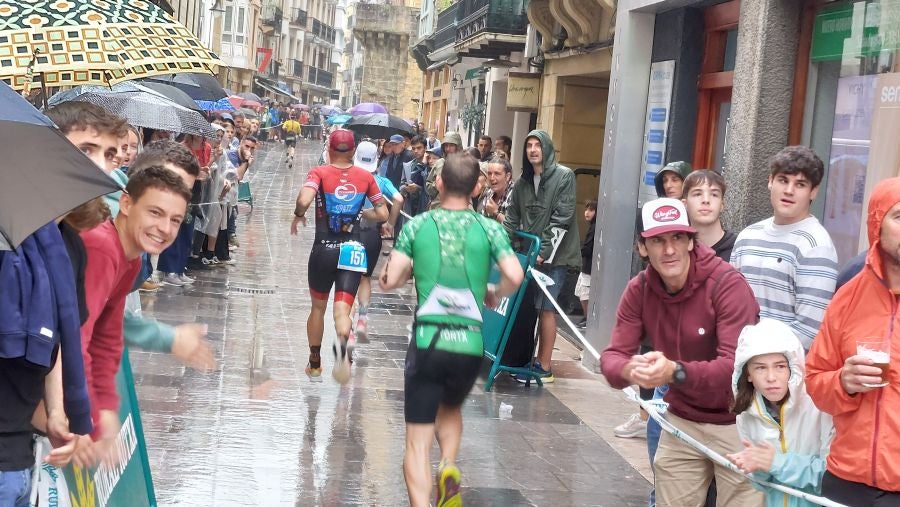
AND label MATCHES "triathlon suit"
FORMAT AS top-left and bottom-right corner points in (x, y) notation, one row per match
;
(283, 120), (300, 147)
(304, 164), (383, 305)
(394, 209), (515, 423)
(360, 173), (399, 277)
